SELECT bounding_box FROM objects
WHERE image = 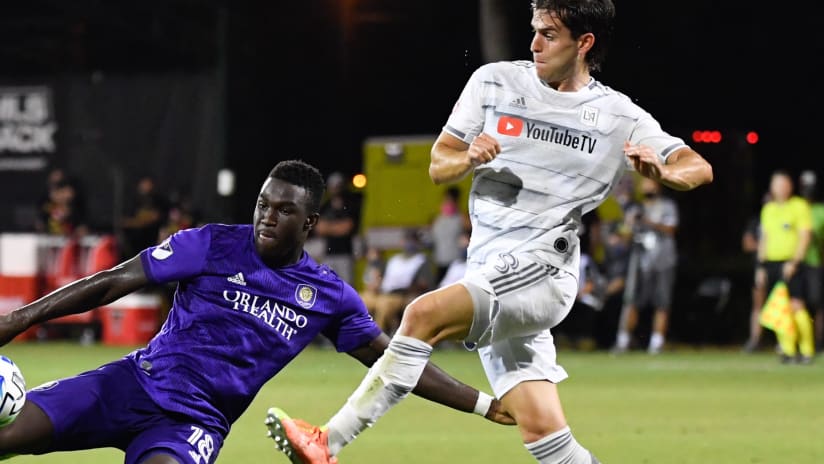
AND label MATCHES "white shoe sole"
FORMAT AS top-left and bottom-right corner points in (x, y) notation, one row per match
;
(265, 407), (302, 464)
